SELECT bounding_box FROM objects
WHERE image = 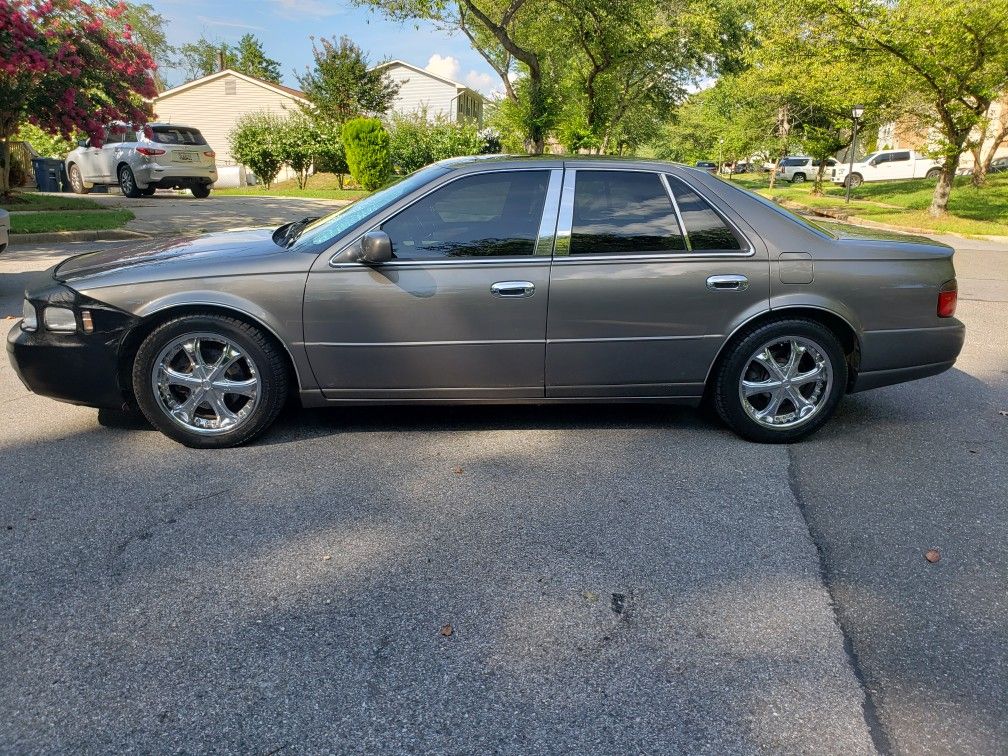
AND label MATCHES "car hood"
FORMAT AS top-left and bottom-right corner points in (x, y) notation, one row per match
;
(54, 228), (281, 282)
